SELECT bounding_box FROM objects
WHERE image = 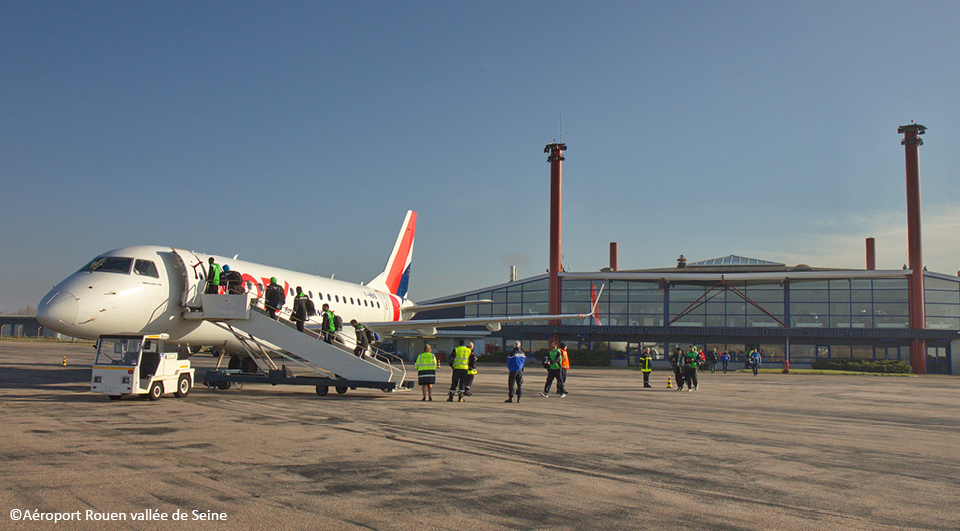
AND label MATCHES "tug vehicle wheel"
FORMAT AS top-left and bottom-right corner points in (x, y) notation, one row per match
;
(315, 386), (329, 396)
(148, 382), (163, 401)
(174, 374), (191, 398)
